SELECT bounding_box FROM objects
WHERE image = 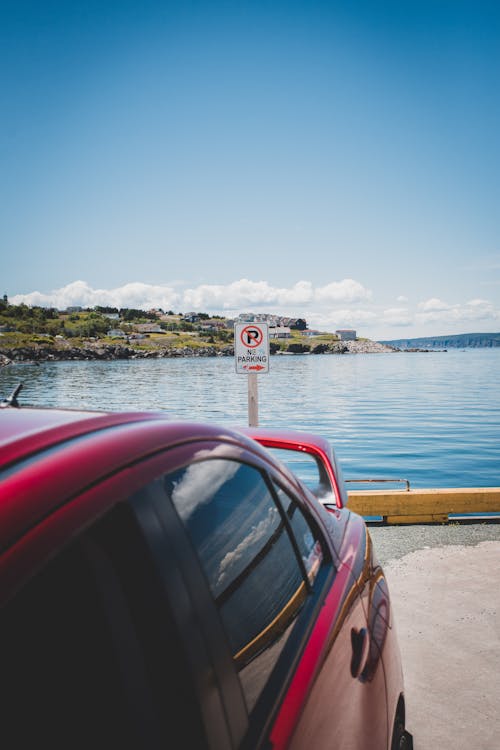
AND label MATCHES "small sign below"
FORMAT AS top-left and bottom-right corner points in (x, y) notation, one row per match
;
(234, 322), (270, 374)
